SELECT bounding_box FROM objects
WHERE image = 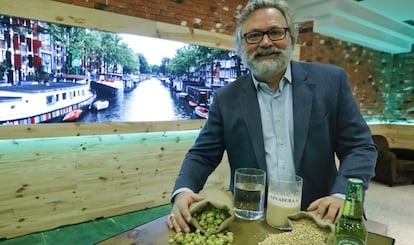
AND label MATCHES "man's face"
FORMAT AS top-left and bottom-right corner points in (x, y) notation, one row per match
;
(240, 8), (293, 78)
